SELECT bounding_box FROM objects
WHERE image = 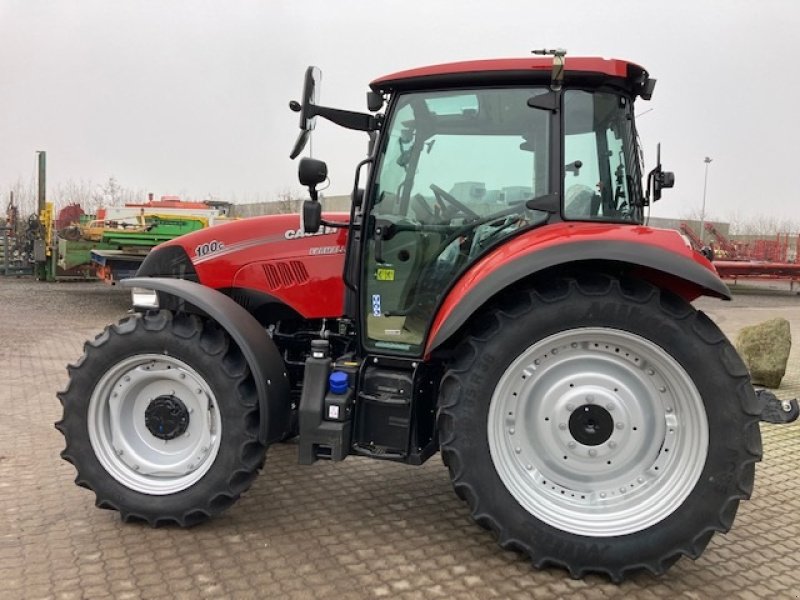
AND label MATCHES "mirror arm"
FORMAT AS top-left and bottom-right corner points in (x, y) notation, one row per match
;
(320, 218), (349, 229)
(308, 104), (381, 132)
